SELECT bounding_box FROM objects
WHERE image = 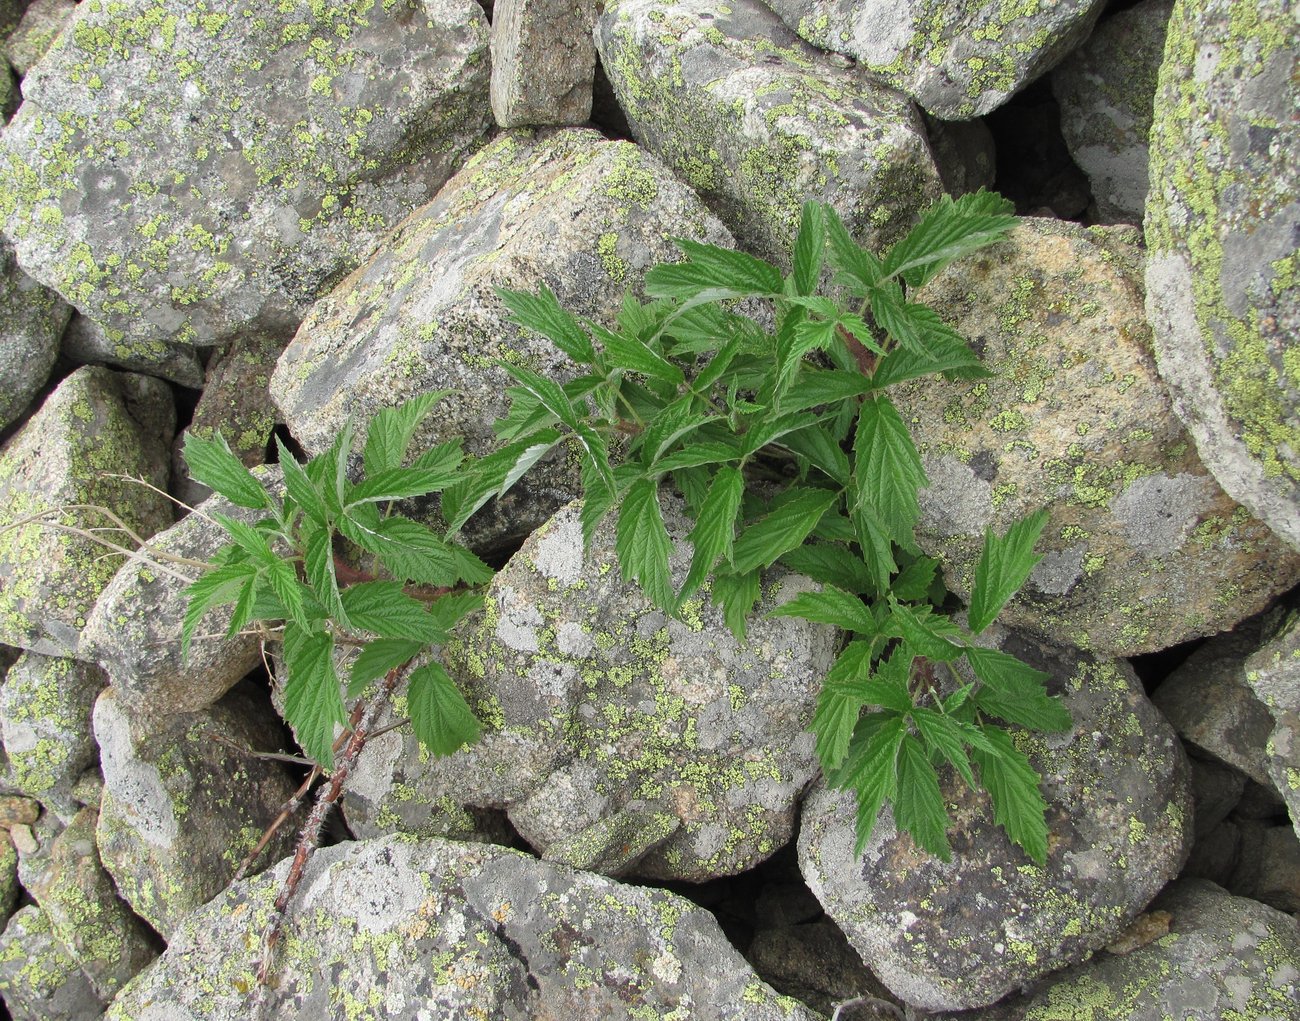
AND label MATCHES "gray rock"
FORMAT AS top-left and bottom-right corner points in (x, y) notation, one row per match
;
(356, 496), (837, 881)
(0, 0), (491, 353)
(799, 629), (1191, 1011)
(897, 219), (1300, 655)
(491, 0), (597, 127)
(764, 0), (1107, 119)
(23, 806), (157, 1001)
(0, 365), (175, 658)
(60, 312), (205, 389)
(1152, 627), (1278, 789)
(0, 652), (106, 821)
(270, 126), (729, 531)
(0, 59), (15, 122)
(1245, 611), (1300, 840)
(924, 114), (996, 198)
(80, 467), (283, 718)
(1187, 755), (1246, 838)
(93, 684), (297, 939)
(748, 919), (898, 1019)
(1252, 824), (1300, 915)
(933, 880), (1300, 1020)
(0, 232), (71, 431)
(1052, 0), (1173, 224)
(0, 904), (107, 1021)
(2, 0), (74, 76)
(1145, 0), (1300, 550)
(596, 0), (941, 266)
(106, 834), (820, 1021)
